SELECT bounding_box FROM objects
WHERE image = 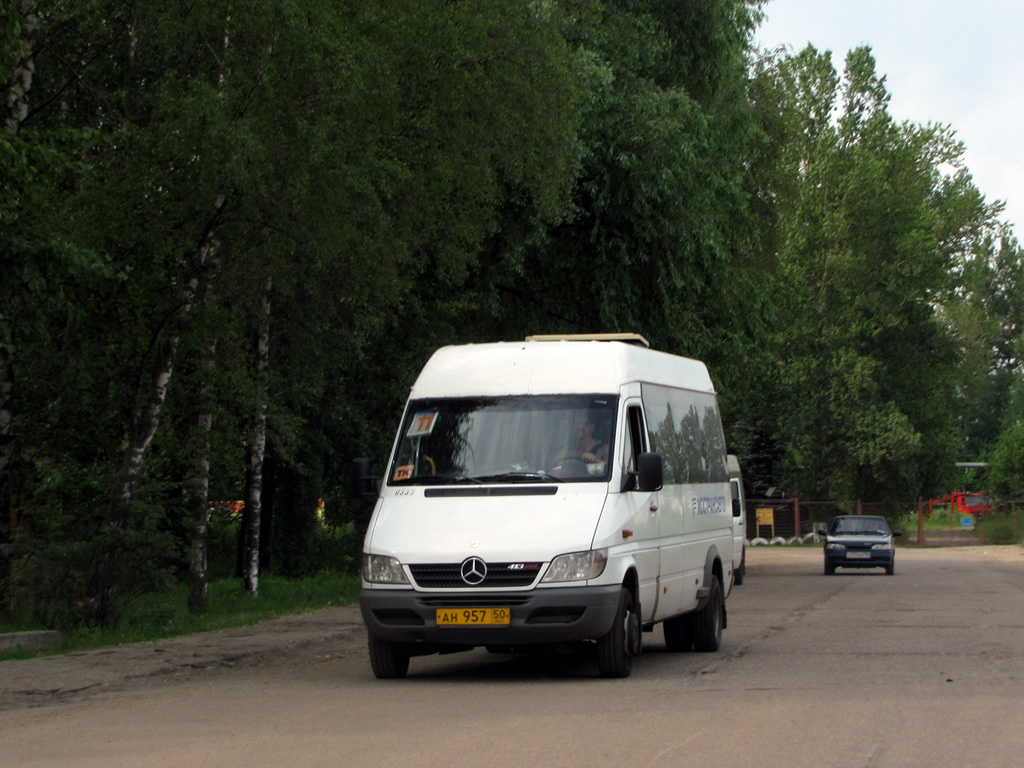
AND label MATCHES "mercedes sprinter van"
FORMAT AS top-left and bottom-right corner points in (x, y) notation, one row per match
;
(355, 334), (734, 678)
